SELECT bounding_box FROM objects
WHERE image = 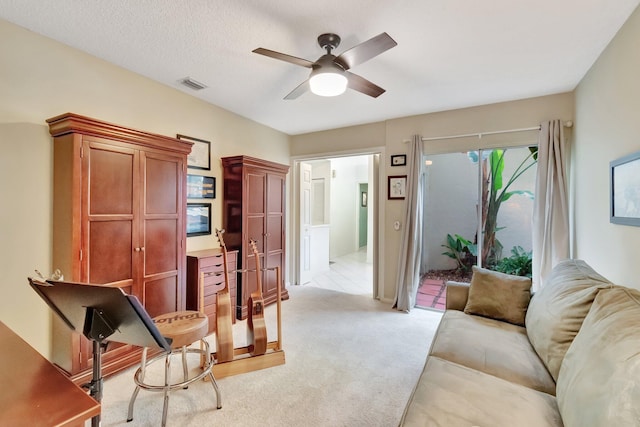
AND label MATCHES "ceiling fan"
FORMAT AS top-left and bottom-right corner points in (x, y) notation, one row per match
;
(252, 32), (397, 99)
